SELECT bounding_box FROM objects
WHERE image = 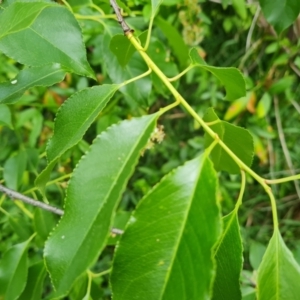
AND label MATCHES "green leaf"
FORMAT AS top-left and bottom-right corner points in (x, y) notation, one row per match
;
(151, 0), (163, 18)
(44, 113), (159, 297)
(0, 2), (94, 78)
(35, 84), (119, 193)
(212, 211), (243, 300)
(189, 48), (246, 101)
(257, 229), (300, 299)
(204, 108), (254, 174)
(18, 261), (47, 300)
(9, 216), (33, 241)
(0, 104), (13, 128)
(33, 209), (57, 242)
(111, 155), (221, 299)
(3, 150), (27, 190)
(224, 95), (248, 121)
(109, 35), (136, 67)
(232, 0), (247, 20)
(259, 0), (300, 34)
(0, 238), (32, 300)
(0, 64), (66, 104)
(249, 241), (266, 270)
(103, 23), (151, 107)
(256, 93), (271, 118)
(155, 16), (189, 67)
